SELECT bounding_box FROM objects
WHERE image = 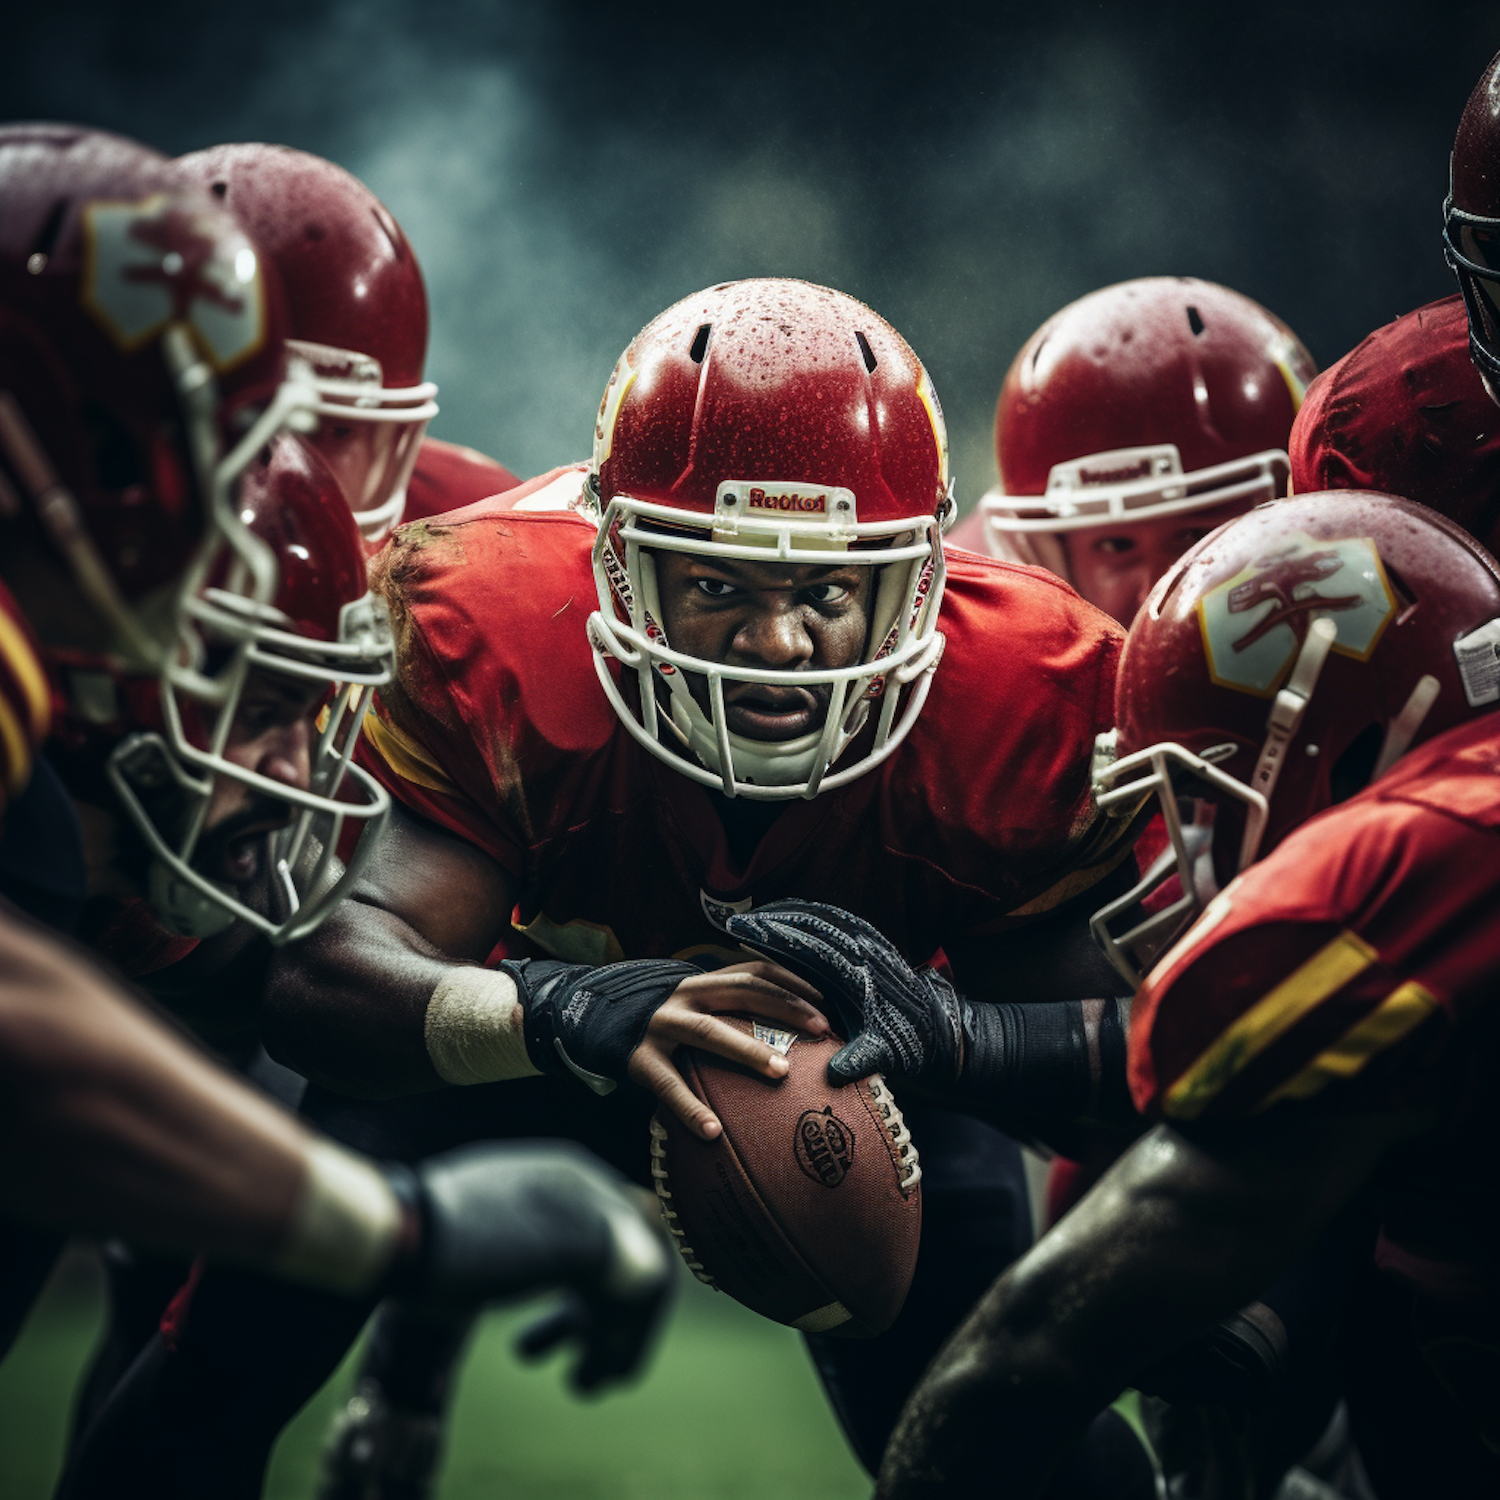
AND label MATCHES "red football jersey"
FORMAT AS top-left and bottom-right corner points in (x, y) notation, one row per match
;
(1132, 713), (1500, 1122)
(1289, 296), (1500, 555)
(0, 578), (51, 821)
(400, 436), (522, 526)
(358, 492), (1129, 968)
(1130, 715), (1500, 1279)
